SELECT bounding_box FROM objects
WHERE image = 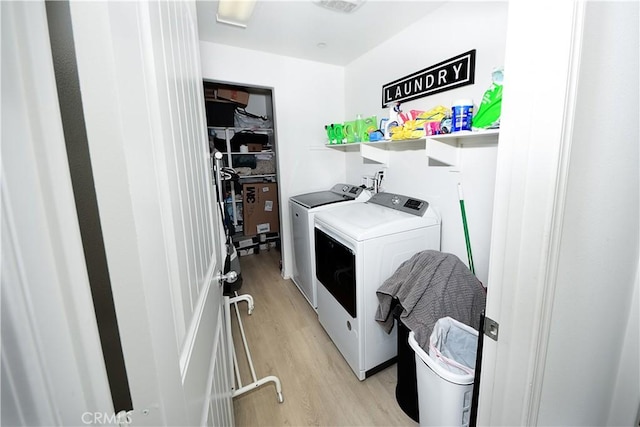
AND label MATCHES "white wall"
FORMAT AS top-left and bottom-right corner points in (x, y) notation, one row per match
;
(199, 42), (347, 278)
(537, 2), (640, 425)
(344, 2), (509, 284)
